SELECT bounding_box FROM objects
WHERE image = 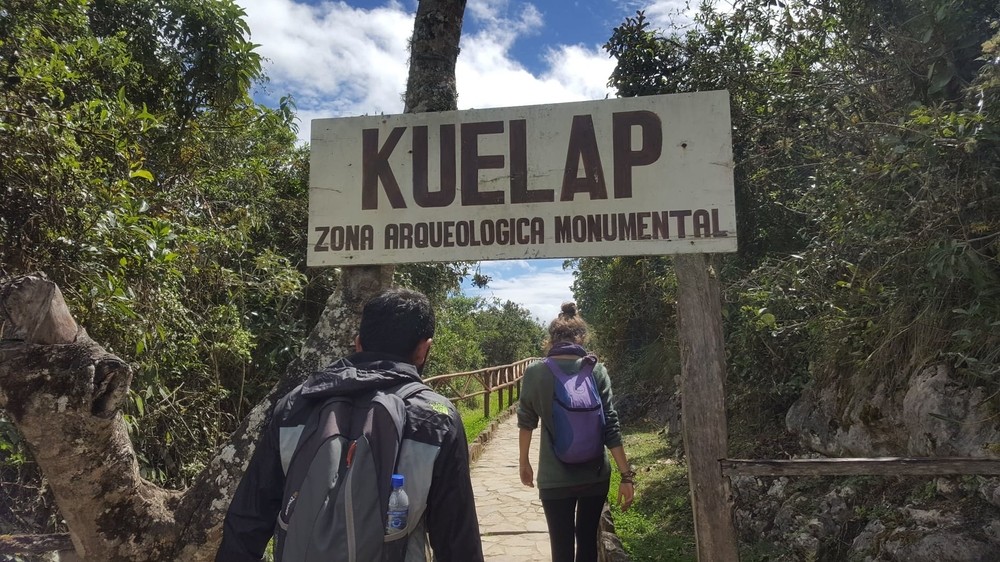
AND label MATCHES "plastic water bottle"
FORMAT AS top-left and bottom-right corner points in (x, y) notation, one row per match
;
(385, 473), (409, 535)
